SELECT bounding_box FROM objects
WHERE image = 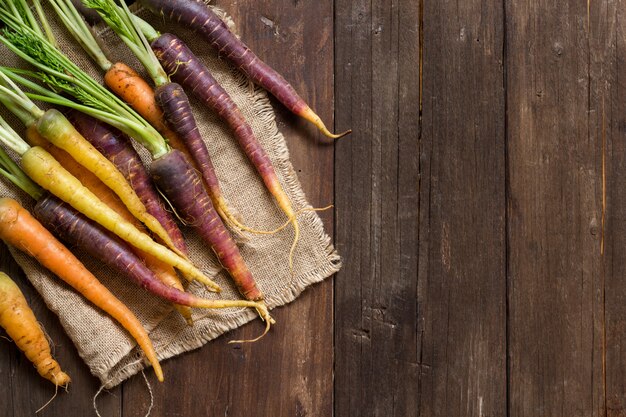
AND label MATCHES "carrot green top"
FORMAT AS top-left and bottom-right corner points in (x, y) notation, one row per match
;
(48, 0), (112, 70)
(84, 0), (169, 86)
(0, 2), (171, 159)
(0, 131), (42, 200)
